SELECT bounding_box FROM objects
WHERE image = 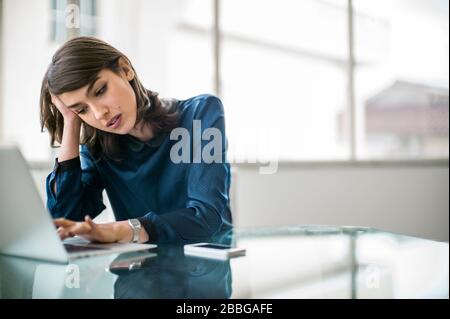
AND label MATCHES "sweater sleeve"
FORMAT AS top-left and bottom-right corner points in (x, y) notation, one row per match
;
(46, 146), (106, 221)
